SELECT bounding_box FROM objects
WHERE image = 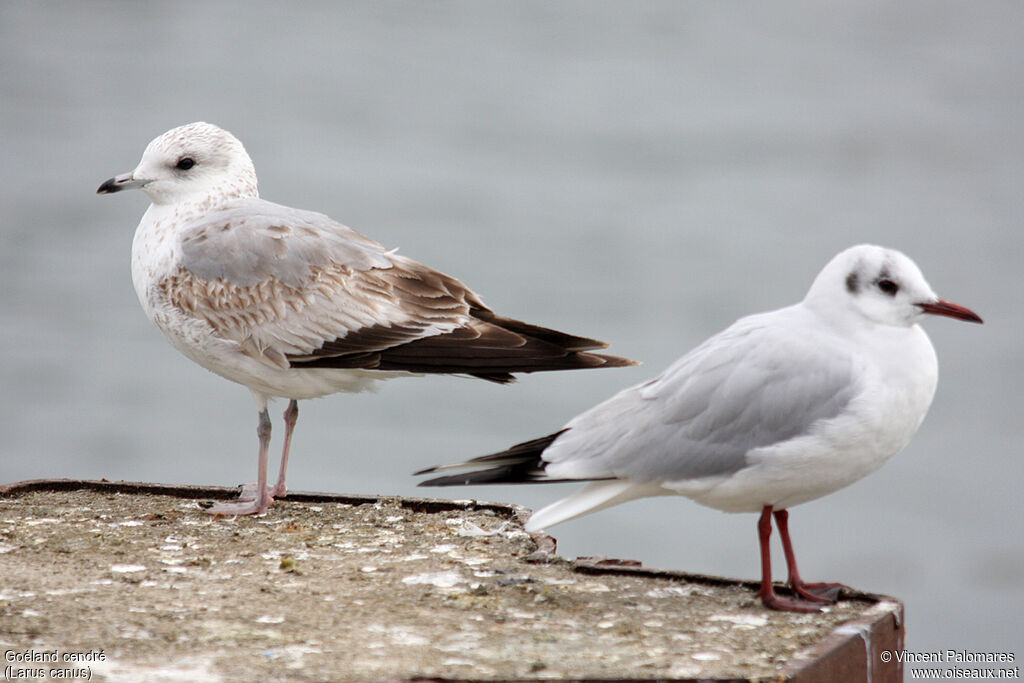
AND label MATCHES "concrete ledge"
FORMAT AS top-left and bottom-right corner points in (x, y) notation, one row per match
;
(0, 479), (903, 682)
